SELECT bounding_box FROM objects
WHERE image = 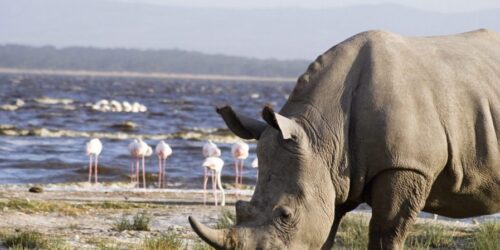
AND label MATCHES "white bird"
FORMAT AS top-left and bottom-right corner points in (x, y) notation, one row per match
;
(155, 141), (172, 188)
(110, 100), (123, 112)
(145, 145), (153, 157)
(202, 141), (221, 158)
(86, 138), (102, 184)
(231, 141), (249, 190)
(122, 101), (132, 112)
(94, 99), (111, 112)
(131, 102), (141, 113)
(202, 156), (225, 206)
(128, 139), (149, 188)
(95, 99), (109, 107)
(251, 157), (258, 168)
